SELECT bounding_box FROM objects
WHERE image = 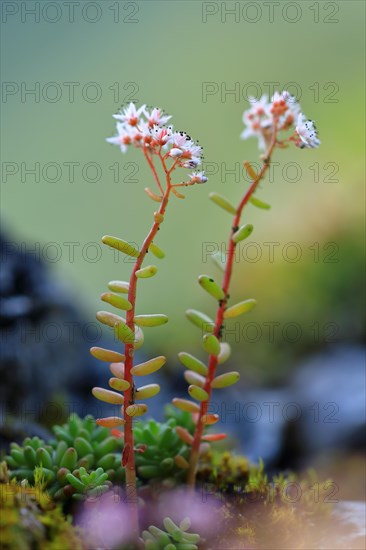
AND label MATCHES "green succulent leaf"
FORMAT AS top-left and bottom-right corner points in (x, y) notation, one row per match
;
(186, 309), (214, 333)
(249, 196), (271, 209)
